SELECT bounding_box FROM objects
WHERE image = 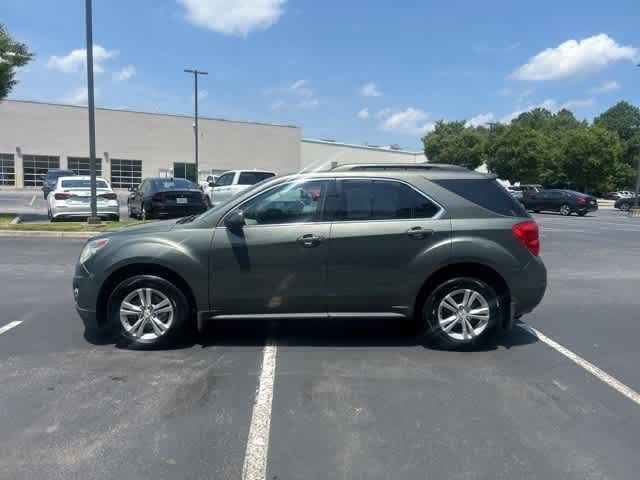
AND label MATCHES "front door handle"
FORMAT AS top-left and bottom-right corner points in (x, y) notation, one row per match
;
(406, 226), (434, 239)
(297, 233), (324, 248)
